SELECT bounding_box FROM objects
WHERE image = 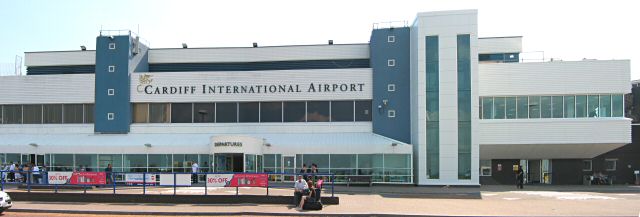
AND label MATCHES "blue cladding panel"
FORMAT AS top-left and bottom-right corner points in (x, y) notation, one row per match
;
(370, 28), (411, 144)
(27, 65), (95, 75)
(94, 36), (132, 133)
(148, 59), (369, 72)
